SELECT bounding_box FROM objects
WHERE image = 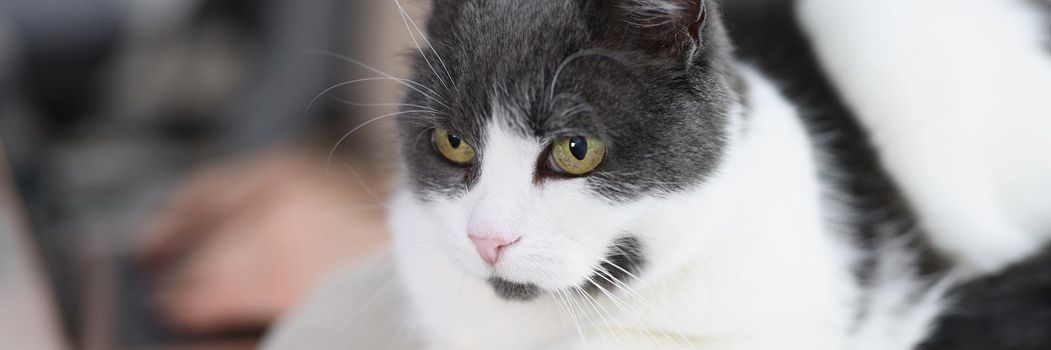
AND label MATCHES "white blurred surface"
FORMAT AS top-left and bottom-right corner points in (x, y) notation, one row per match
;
(0, 147), (68, 350)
